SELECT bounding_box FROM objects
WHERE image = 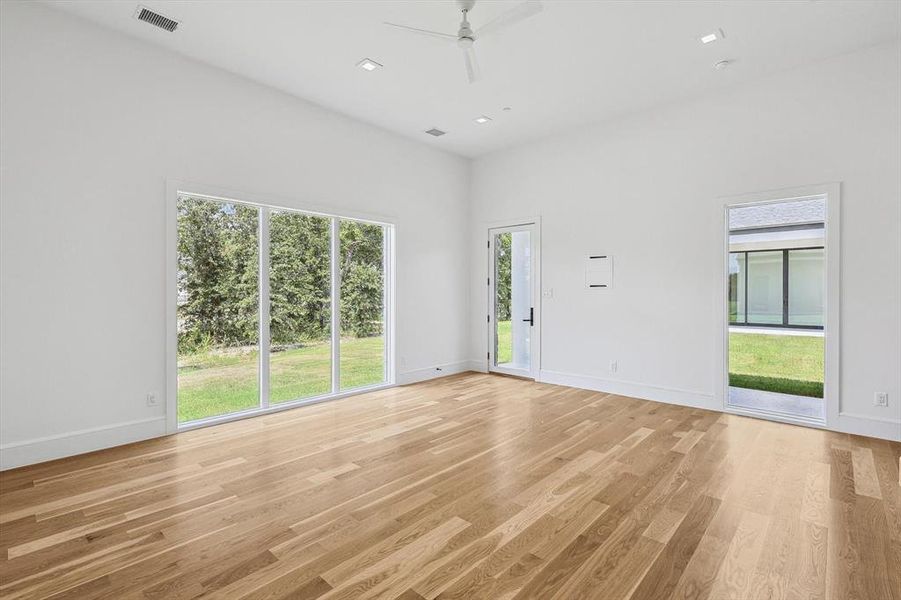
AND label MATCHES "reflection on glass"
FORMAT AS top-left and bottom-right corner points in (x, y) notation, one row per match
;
(729, 252), (746, 323)
(339, 220), (386, 390)
(176, 196), (259, 423)
(269, 211), (332, 403)
(747, 251), (783, 324)
(788, 248), (824, 327)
